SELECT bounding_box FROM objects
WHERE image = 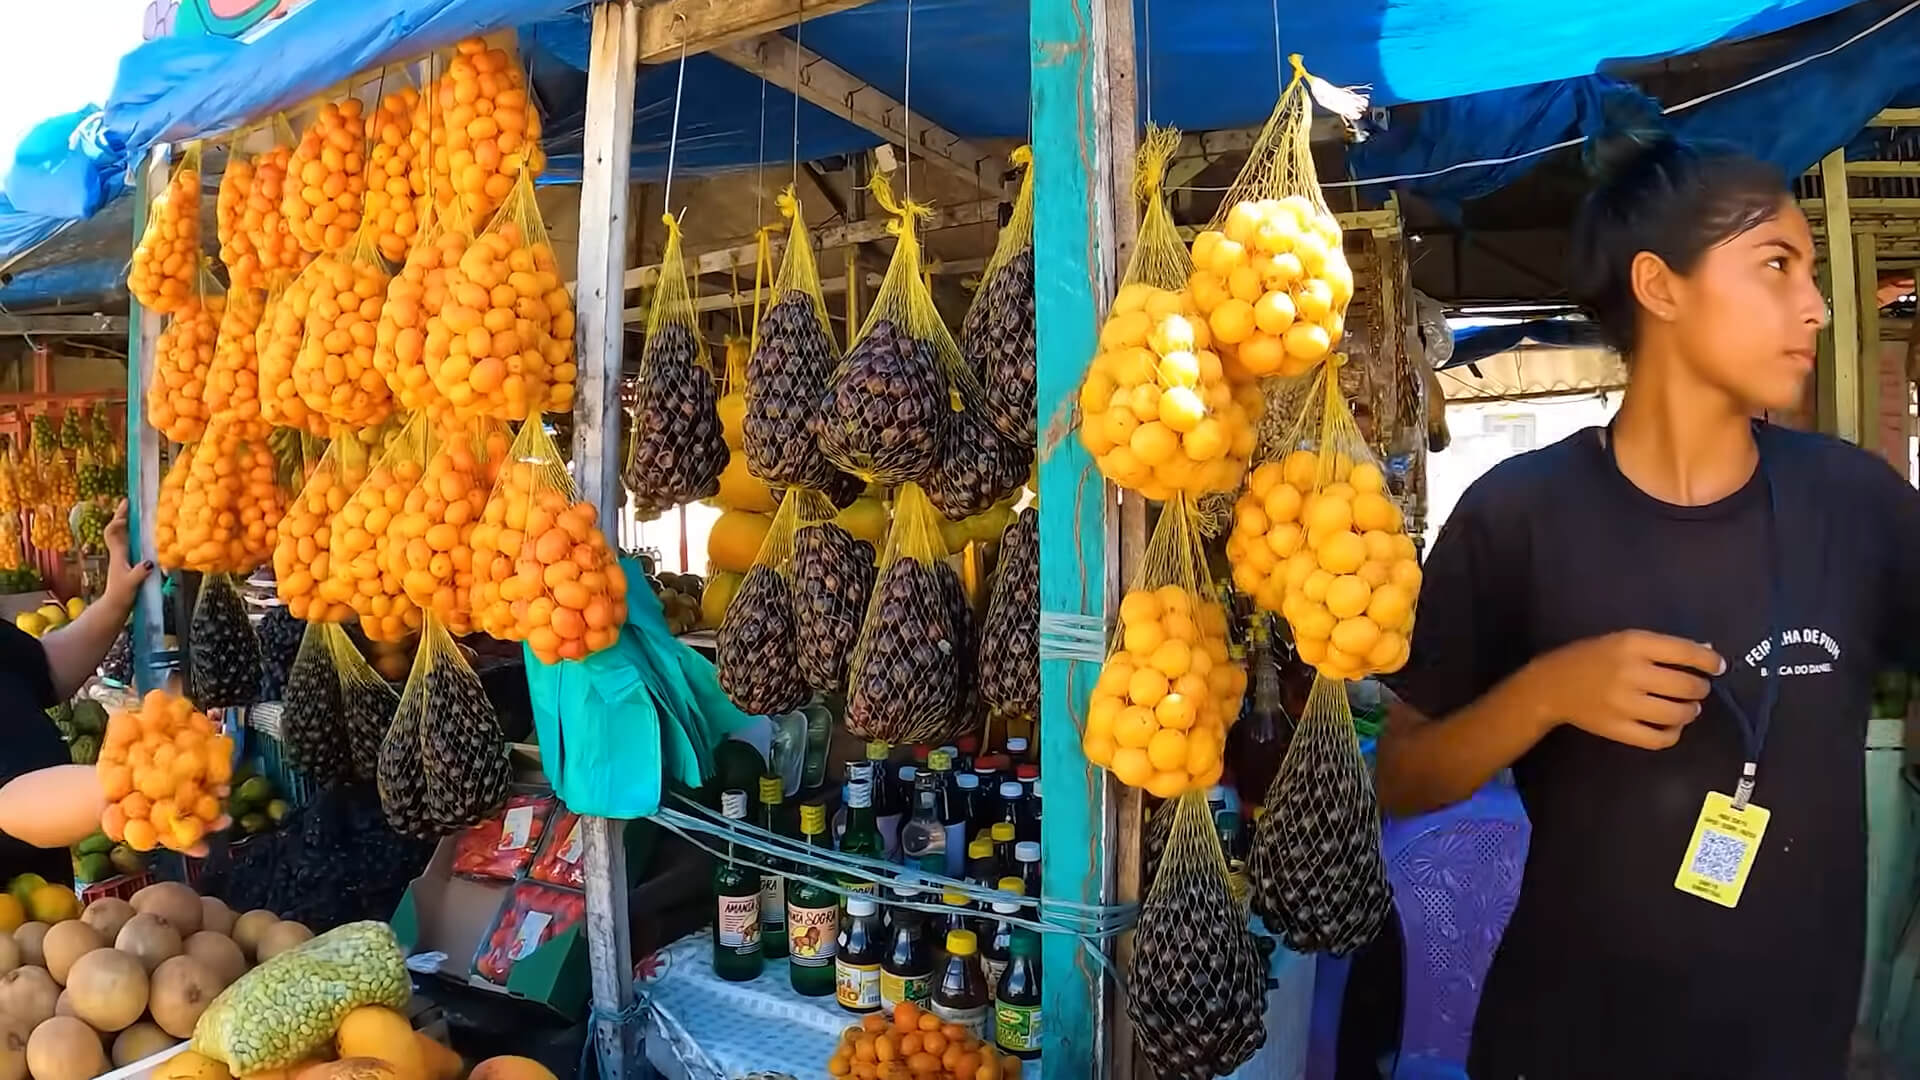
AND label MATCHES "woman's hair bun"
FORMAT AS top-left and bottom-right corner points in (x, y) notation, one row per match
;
(1583, 128), (1681, 186)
